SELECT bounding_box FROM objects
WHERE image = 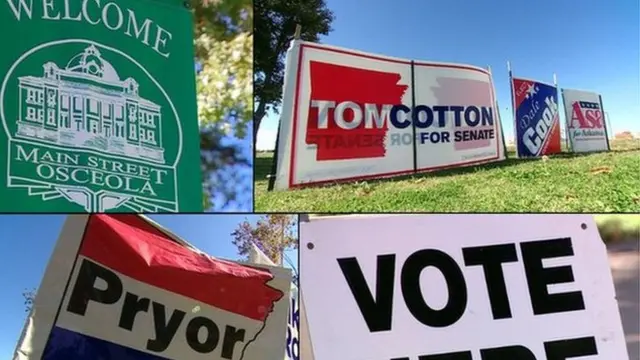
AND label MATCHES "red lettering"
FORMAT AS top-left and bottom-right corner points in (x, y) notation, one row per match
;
(570, 102), (603, 129)
(305, 62), (407, 161)
(585, 110), (603, 128)
(569, 102), (588, 129)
